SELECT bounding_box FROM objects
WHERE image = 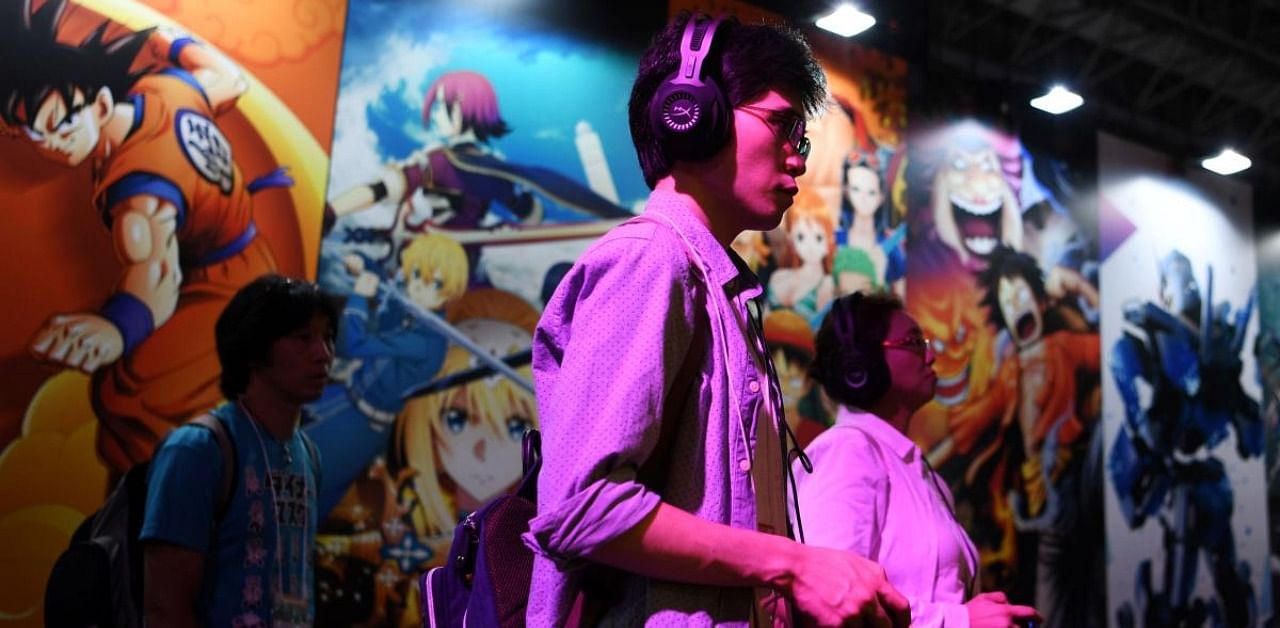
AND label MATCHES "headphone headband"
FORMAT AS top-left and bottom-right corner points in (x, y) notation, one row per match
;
(674, 16), (722, 86)
(830, 292), (878, 394)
